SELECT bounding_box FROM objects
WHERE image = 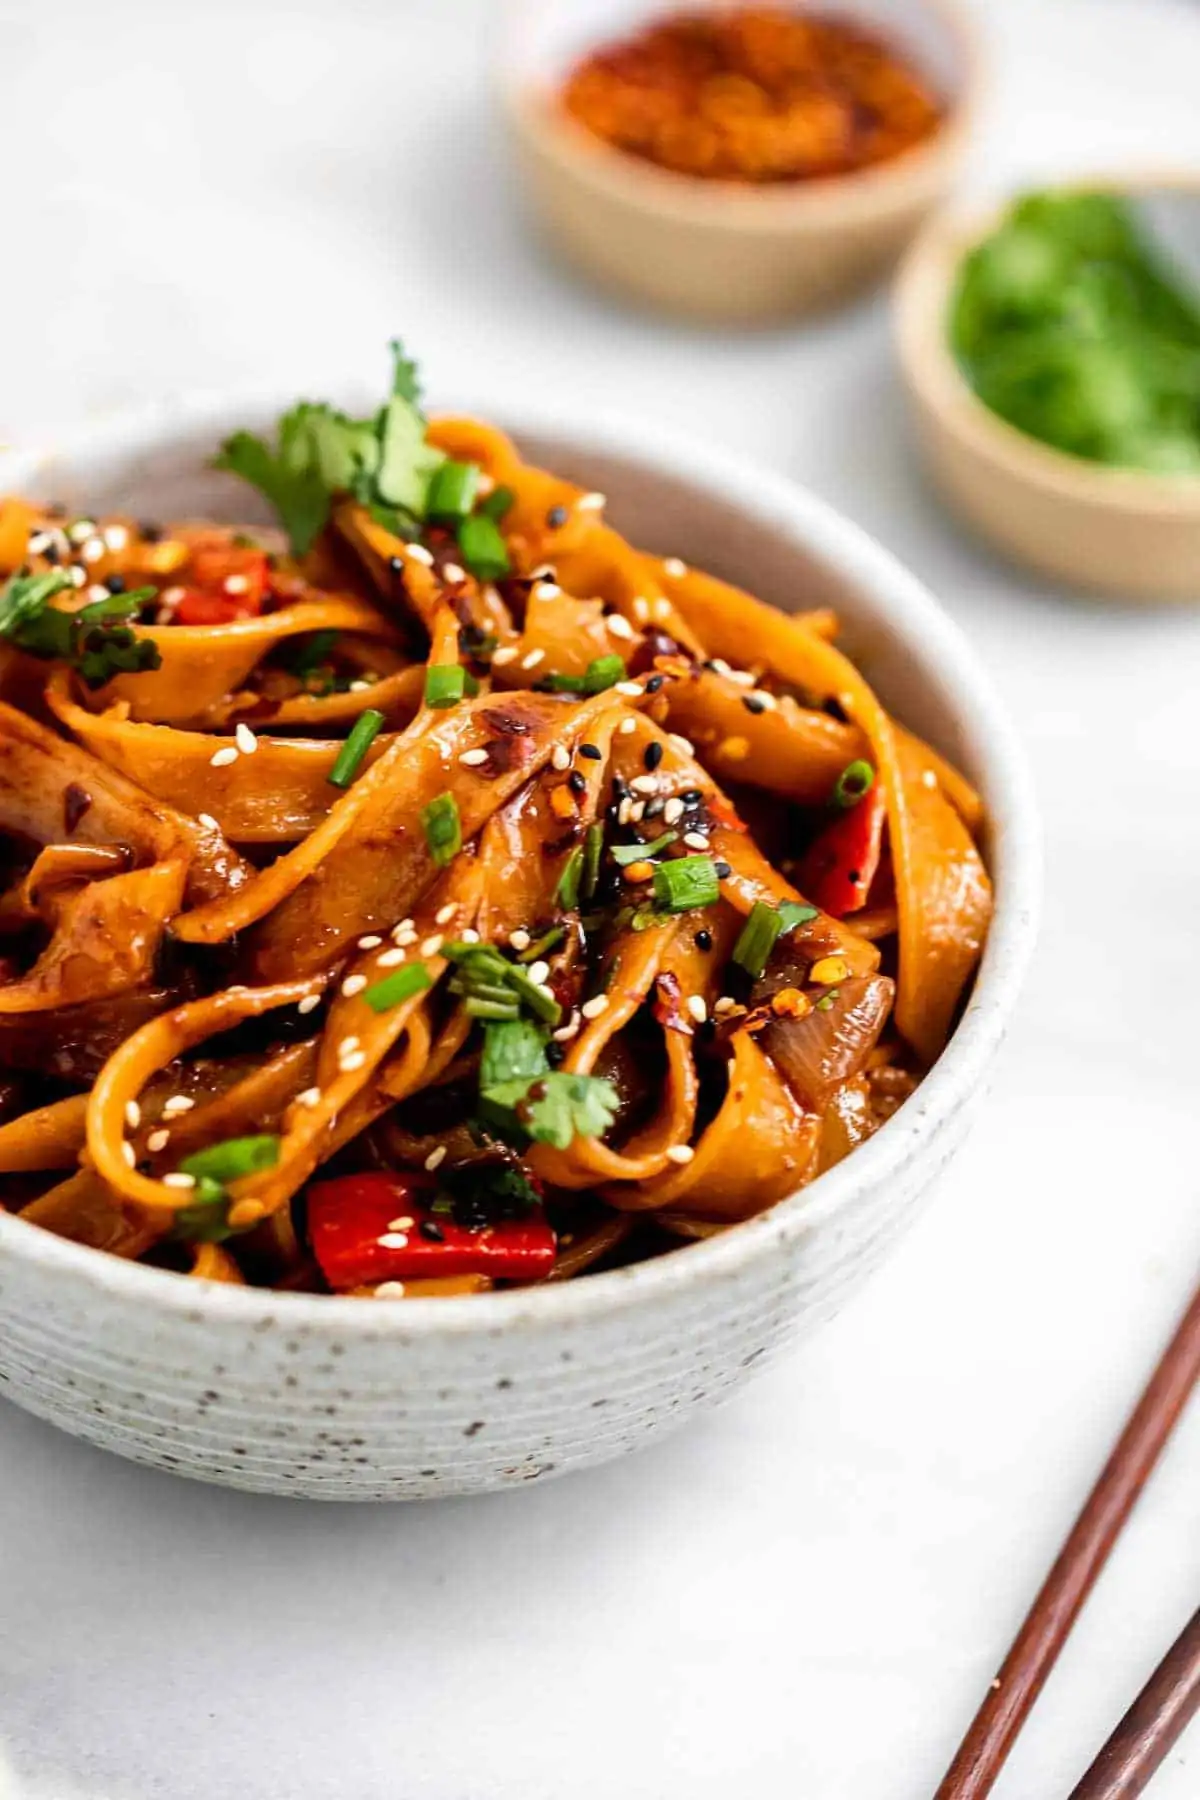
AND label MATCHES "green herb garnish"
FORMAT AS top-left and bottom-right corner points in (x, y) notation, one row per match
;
(425, 459), (481, 524)
(480, 1017), (550, 1089)
(831, 759), (874, 809)
(478, 485), (516, 521)
(0, 571), (161, 688)
(611, 829), (678, 867)
(554, 846), (584, 910)
(421, 792), (462, 867)
(443, 940), (561, 1027)
(180, 1135), (280, 1185)
(328, 707), (385, 788)
(457, 512), (510, 582)
(362, 961), (433, 1014)
(480, 1071), (618, 1151)
(653, 854), (720, 913)
(423, 663), (478, 708)
(731, 899), (819, 981)
(289, 628), (340, 678)
(544, 654), (626, 696)
(582, 822), (604, 899)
